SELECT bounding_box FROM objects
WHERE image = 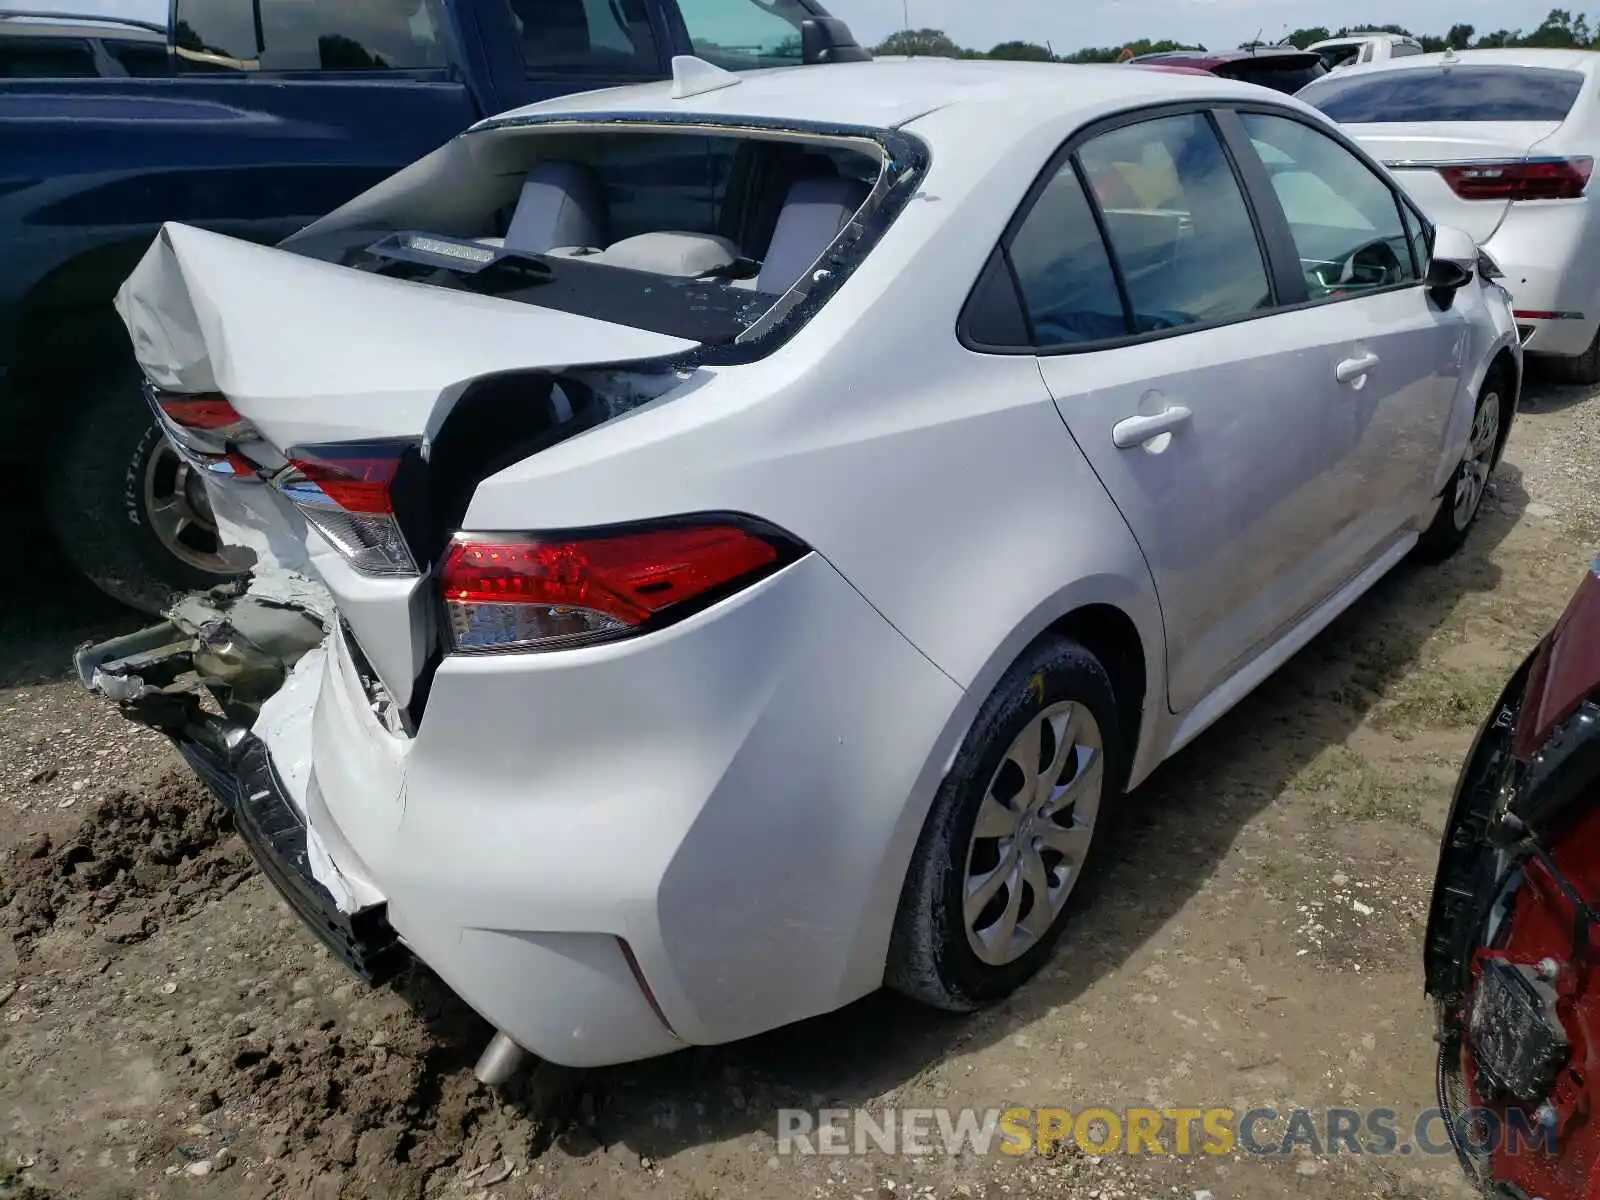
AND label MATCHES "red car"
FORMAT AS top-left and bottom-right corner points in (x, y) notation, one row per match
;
(1428, 561), (1600, 1197)
(1126, 47), (1328, 94)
